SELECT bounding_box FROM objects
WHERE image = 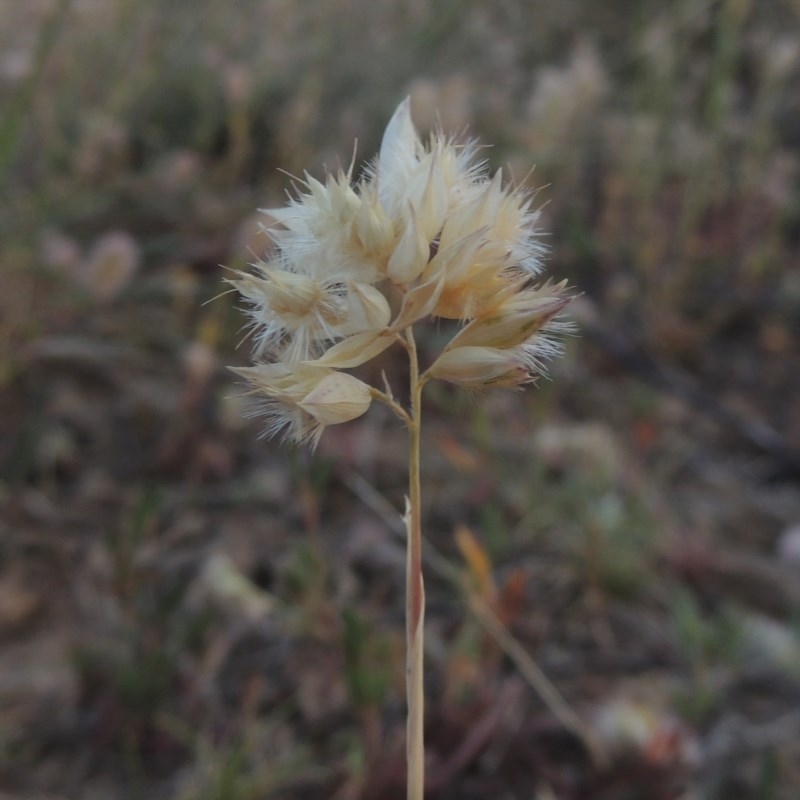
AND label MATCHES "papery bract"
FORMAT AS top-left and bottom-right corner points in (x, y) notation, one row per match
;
(298, 372), (372, 426)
